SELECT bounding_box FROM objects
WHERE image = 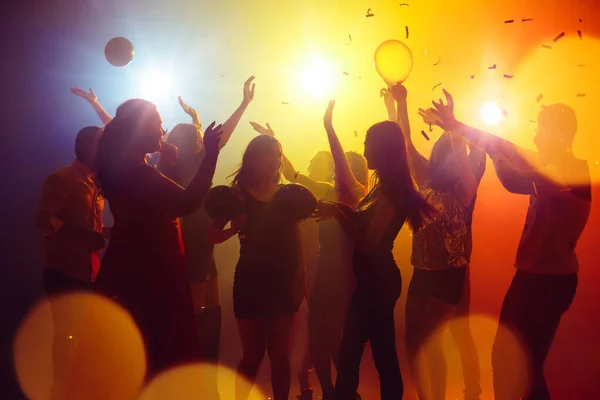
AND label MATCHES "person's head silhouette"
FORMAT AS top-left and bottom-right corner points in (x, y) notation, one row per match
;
(534, 104), (577, 165)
